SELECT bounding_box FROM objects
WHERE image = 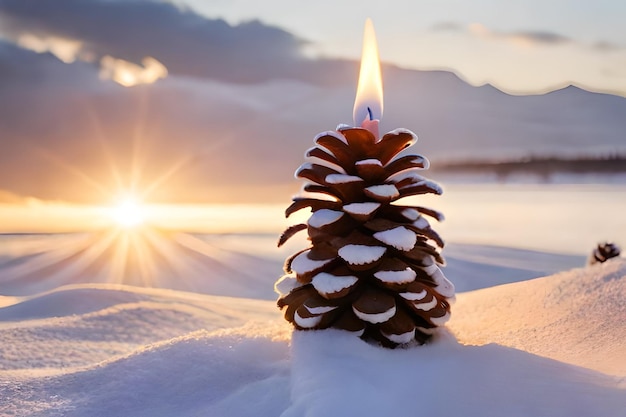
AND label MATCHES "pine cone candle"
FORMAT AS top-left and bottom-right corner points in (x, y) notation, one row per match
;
(275, 126), (455, 347)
